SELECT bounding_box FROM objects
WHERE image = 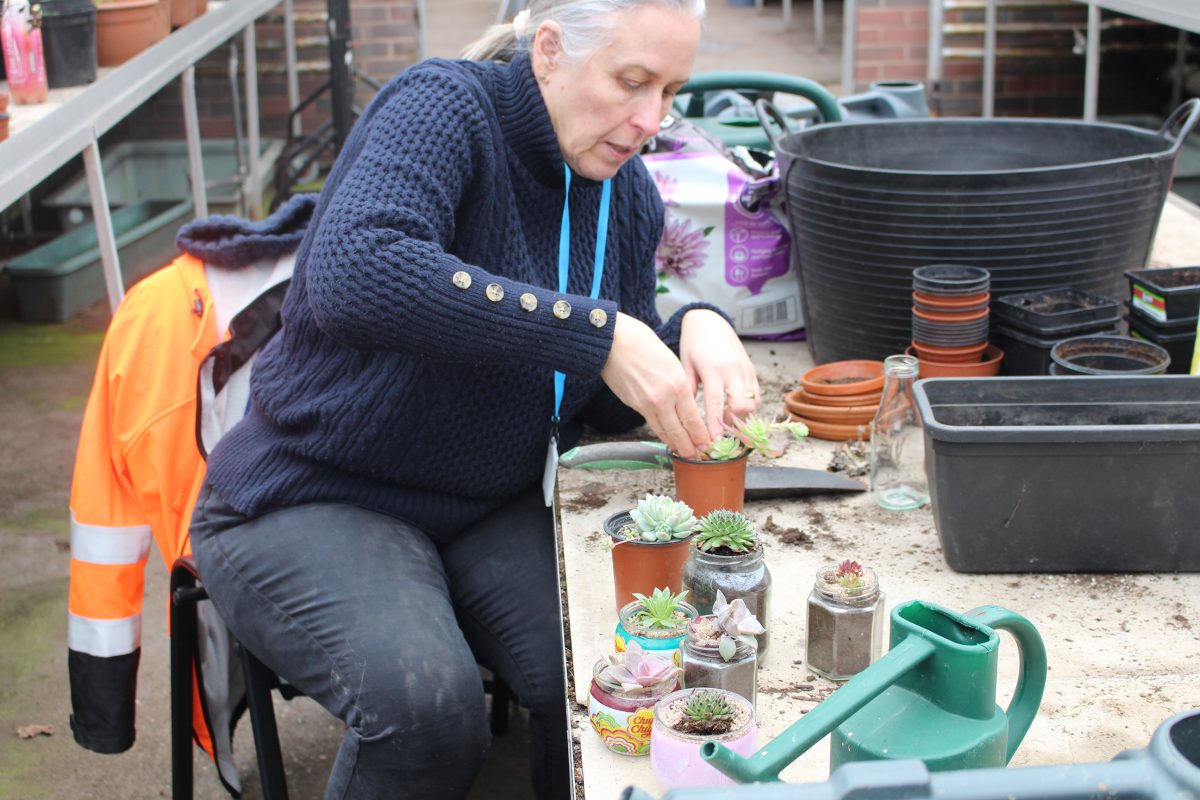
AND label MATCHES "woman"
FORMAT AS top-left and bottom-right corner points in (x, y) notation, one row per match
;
(190, 1), (759, 797)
